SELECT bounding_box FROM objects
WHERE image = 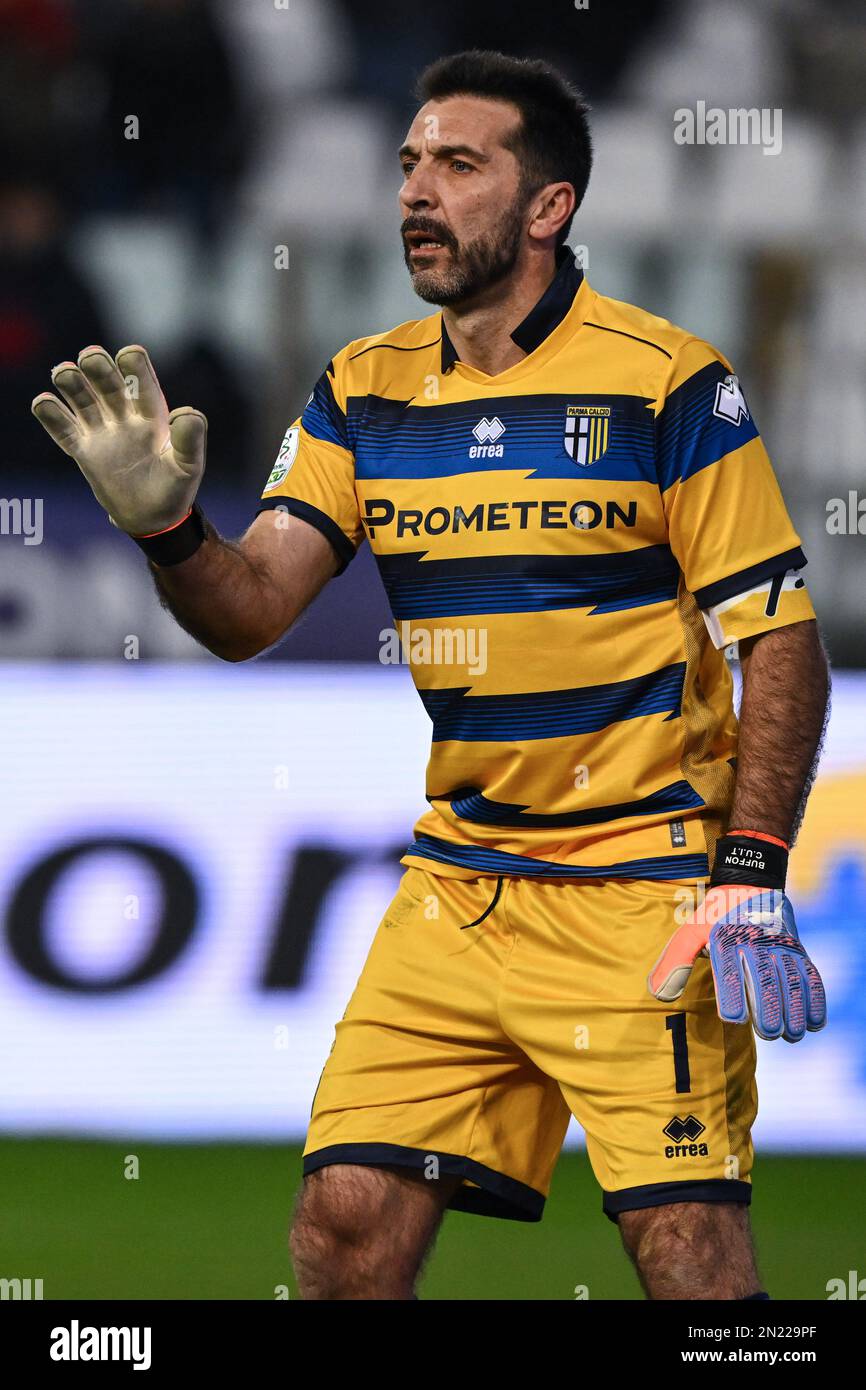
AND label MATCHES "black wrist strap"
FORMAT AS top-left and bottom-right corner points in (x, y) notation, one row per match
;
(711, 832), (788, 890)
(130, 504), (207, 566)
